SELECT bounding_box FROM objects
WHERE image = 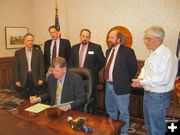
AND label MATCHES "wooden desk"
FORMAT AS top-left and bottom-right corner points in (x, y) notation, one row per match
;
(0, 101), (124, 135)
